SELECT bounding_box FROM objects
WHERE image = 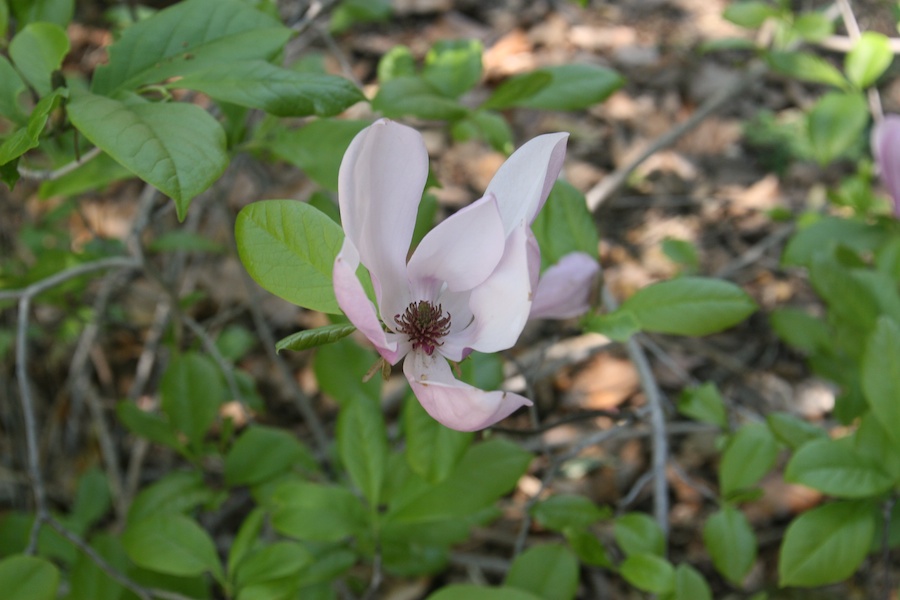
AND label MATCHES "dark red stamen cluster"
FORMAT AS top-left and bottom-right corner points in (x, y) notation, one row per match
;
(395, 300), (451, 356)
